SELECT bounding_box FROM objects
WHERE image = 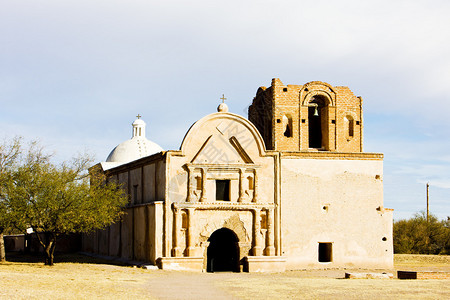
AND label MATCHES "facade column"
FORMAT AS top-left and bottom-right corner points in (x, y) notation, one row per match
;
(186, 208), (196, 256)
(264, 208), (275, 256)
(171, 207), (182, 257)
(199, 167), (207, 202)
(186, 166), (196, 202)
(251, 208), (263, 256)
(252, 169), (258, 203)
(238, 168), (245, 203)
